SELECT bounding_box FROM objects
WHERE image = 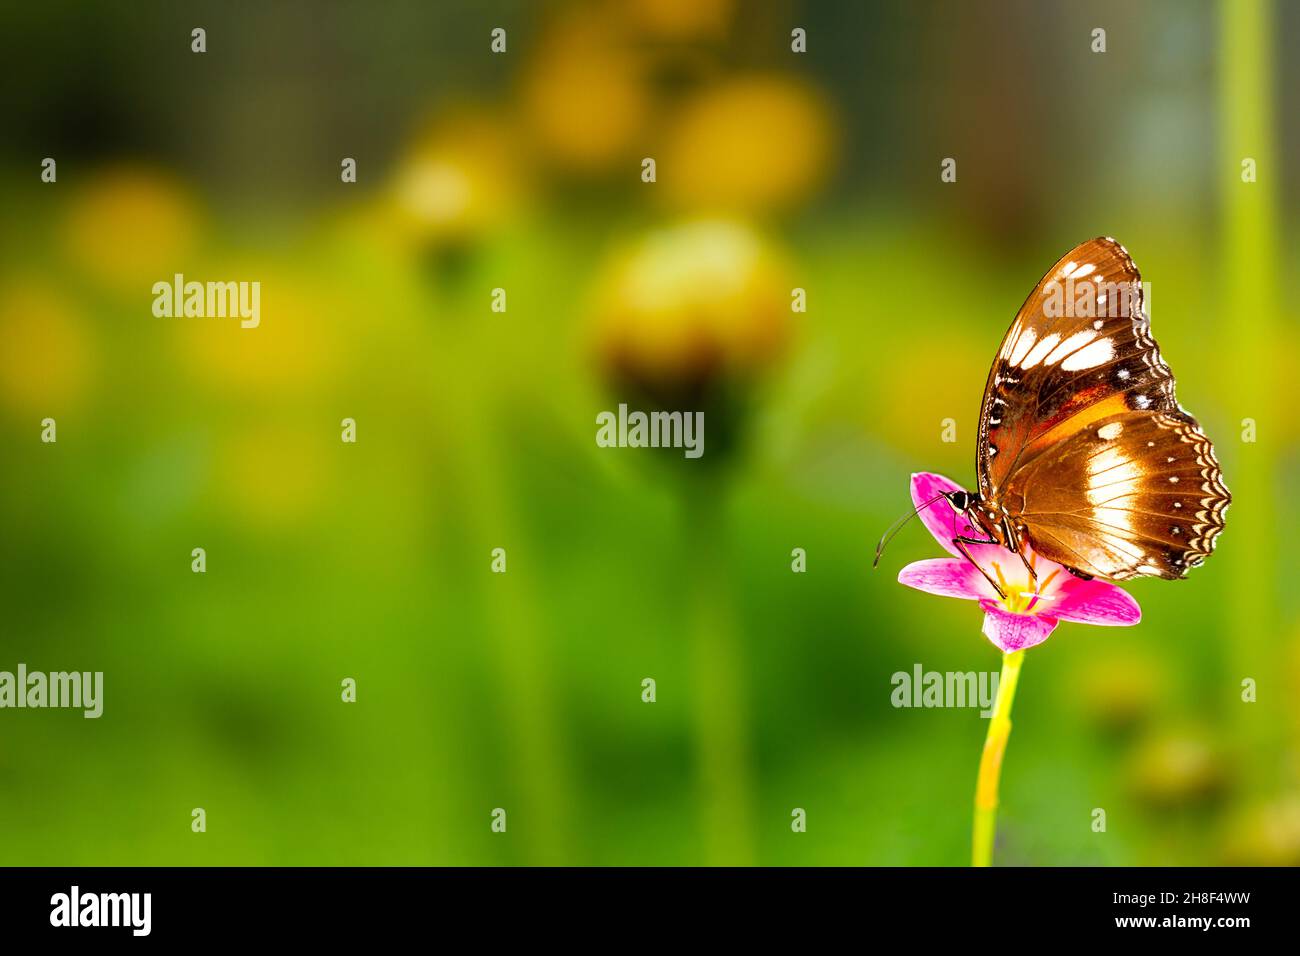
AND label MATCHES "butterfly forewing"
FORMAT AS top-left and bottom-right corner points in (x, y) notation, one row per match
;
(977, 237), (1229, 581)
